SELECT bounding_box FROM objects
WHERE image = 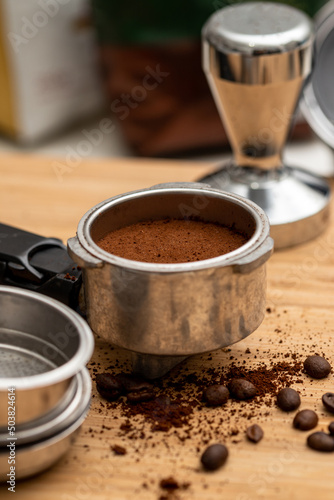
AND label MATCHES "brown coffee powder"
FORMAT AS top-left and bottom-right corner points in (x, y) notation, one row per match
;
(97, 218), (248, 263)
